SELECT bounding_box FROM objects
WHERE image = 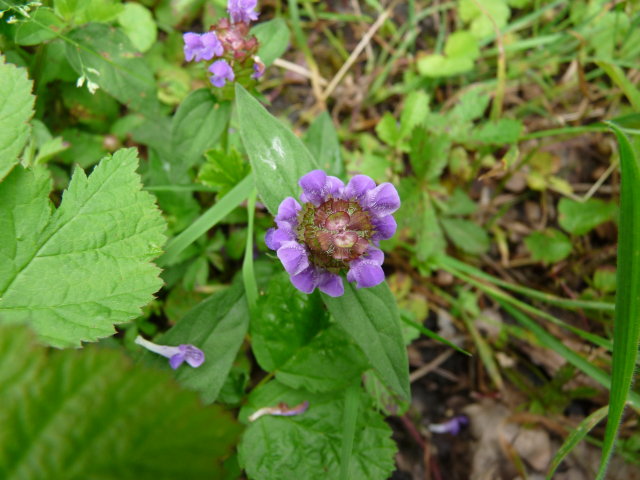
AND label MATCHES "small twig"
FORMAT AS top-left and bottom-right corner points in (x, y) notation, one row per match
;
(321, 5), (393, 101)
(272, 58), (328, 87)
(410, 349), (455, 383)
